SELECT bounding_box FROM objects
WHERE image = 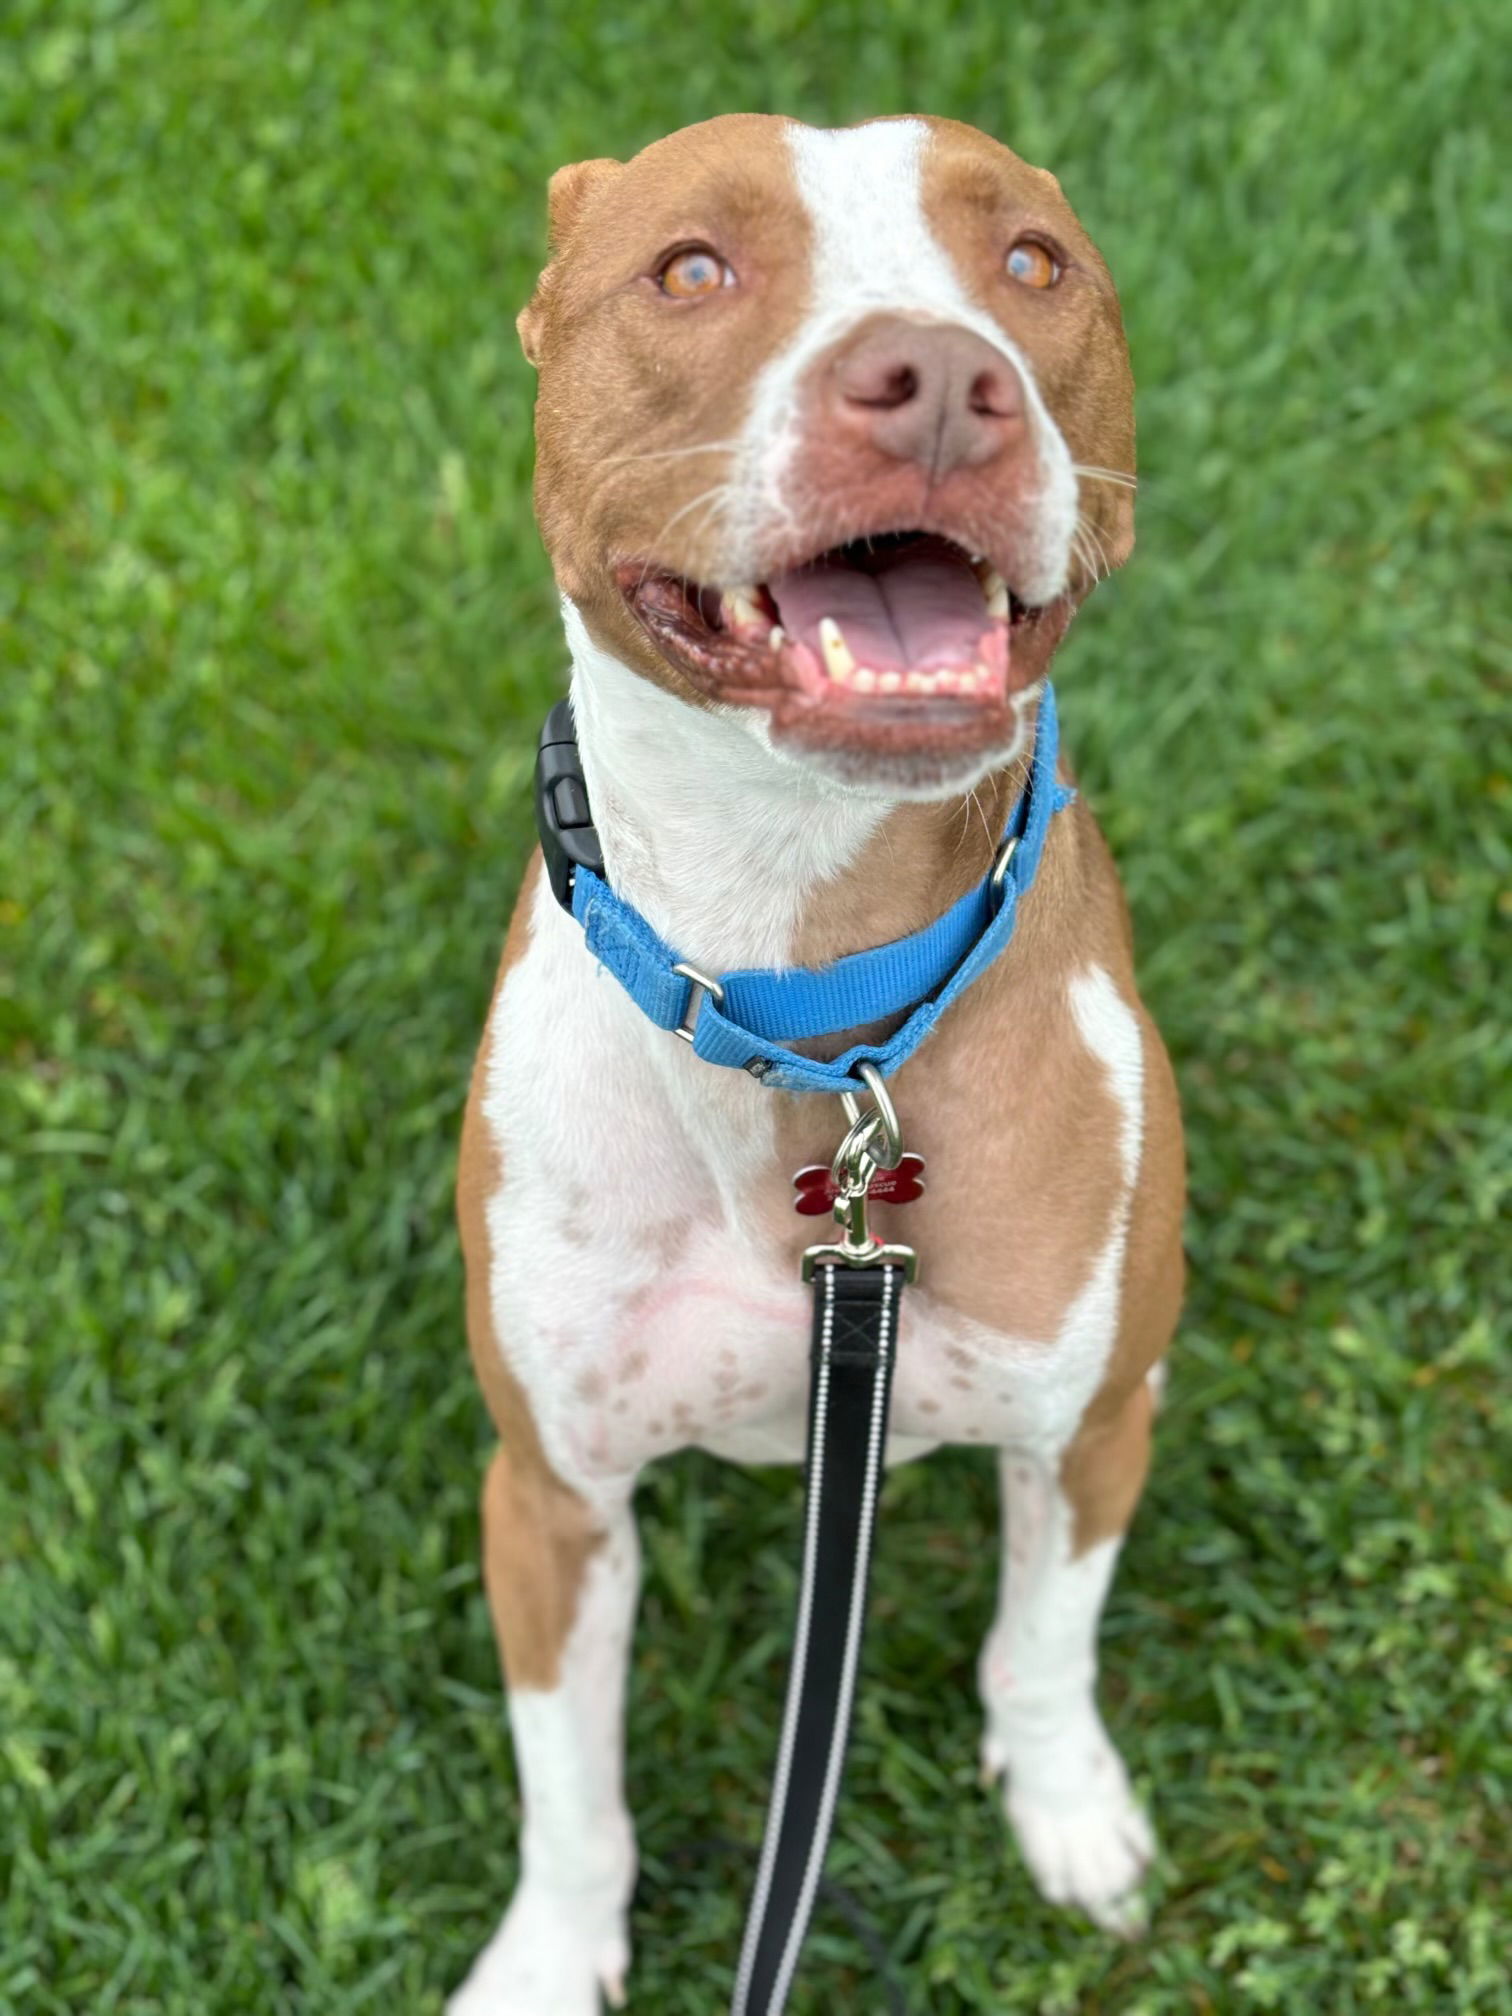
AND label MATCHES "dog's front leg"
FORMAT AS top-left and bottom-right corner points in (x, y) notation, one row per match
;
(978, 1385), (1157, 1934)
(450, 1446), (640, 2016)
